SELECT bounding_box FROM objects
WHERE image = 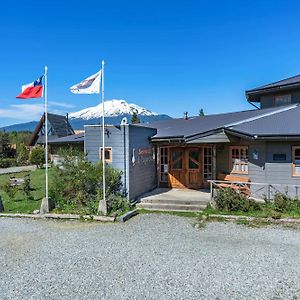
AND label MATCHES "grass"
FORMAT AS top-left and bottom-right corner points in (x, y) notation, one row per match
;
(201, 205), (300, 219)
(0, 168), (55, 213)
